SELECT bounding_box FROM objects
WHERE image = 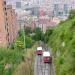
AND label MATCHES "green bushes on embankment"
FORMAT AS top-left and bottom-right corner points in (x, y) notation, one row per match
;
(0, 48), (23, 75)
(45, 18), (75, 75)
